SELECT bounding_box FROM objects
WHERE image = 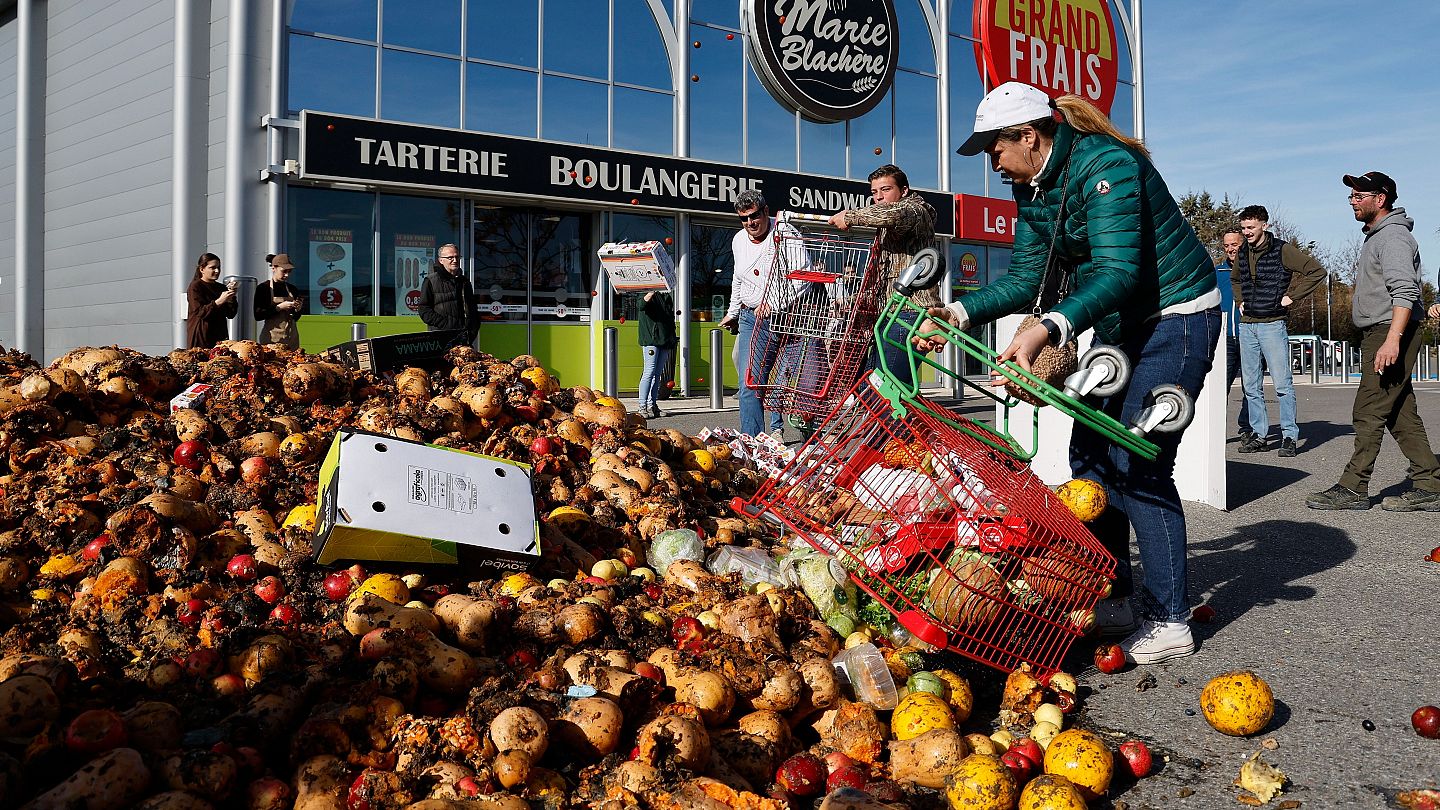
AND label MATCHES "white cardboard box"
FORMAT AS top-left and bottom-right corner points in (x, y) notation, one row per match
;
(311, 429), (539, 572)
(597, 240), (677, 293)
